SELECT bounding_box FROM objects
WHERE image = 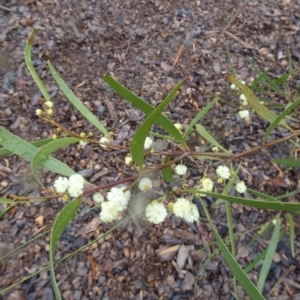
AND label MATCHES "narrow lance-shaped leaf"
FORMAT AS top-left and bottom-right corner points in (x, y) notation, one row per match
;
(131, 76), (189, 169)
(50, 197), (81, 300)
(197, 191), (300, 212)
(103, 75), (187, 147)
(264, 97), (299, 141)
(0, 125), (75, 177)
(25, 28), (51, 103)
(272, 157), (300, 167)
(226, 75), (291, 131)
(48, 61), (110, 139)
(200, 198), (265, 300)
(161, 156), (173, 182)
(195, 124), (228, 152)
(257, 217), (281, 292)
(183, 97), (219, 139)
(0, 137), (64, 158)
(287, 213), (295, 258)
(31, 137), (81, 187)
